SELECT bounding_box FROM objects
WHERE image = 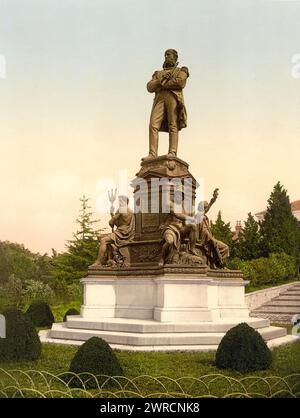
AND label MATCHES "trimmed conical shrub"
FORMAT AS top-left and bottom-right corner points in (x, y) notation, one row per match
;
(25, 301), (55, 327)
(66, 337), (123, 388)
(216, 322), (272, 373)
(63, 308), (79, 322)
(0, 308), (41, 362)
